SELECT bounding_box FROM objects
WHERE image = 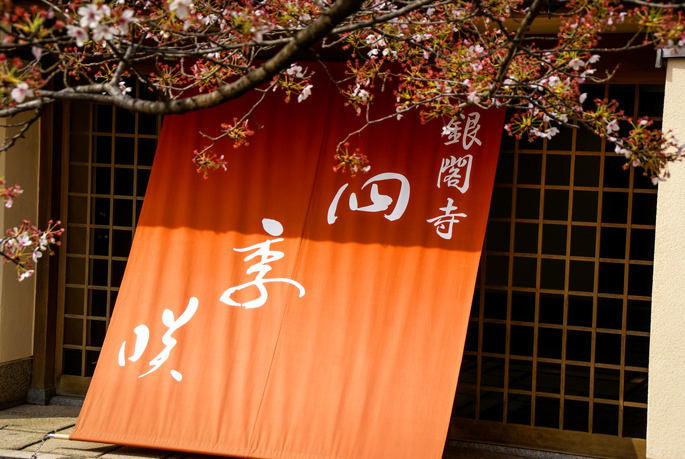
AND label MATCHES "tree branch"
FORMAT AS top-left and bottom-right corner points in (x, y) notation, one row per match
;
(622, 0), (685, 9)
(38, 0), (366, 116)
(332, 0), (440, 34)
(493, 0), (546, 87)
(0, 107), (44, 153)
